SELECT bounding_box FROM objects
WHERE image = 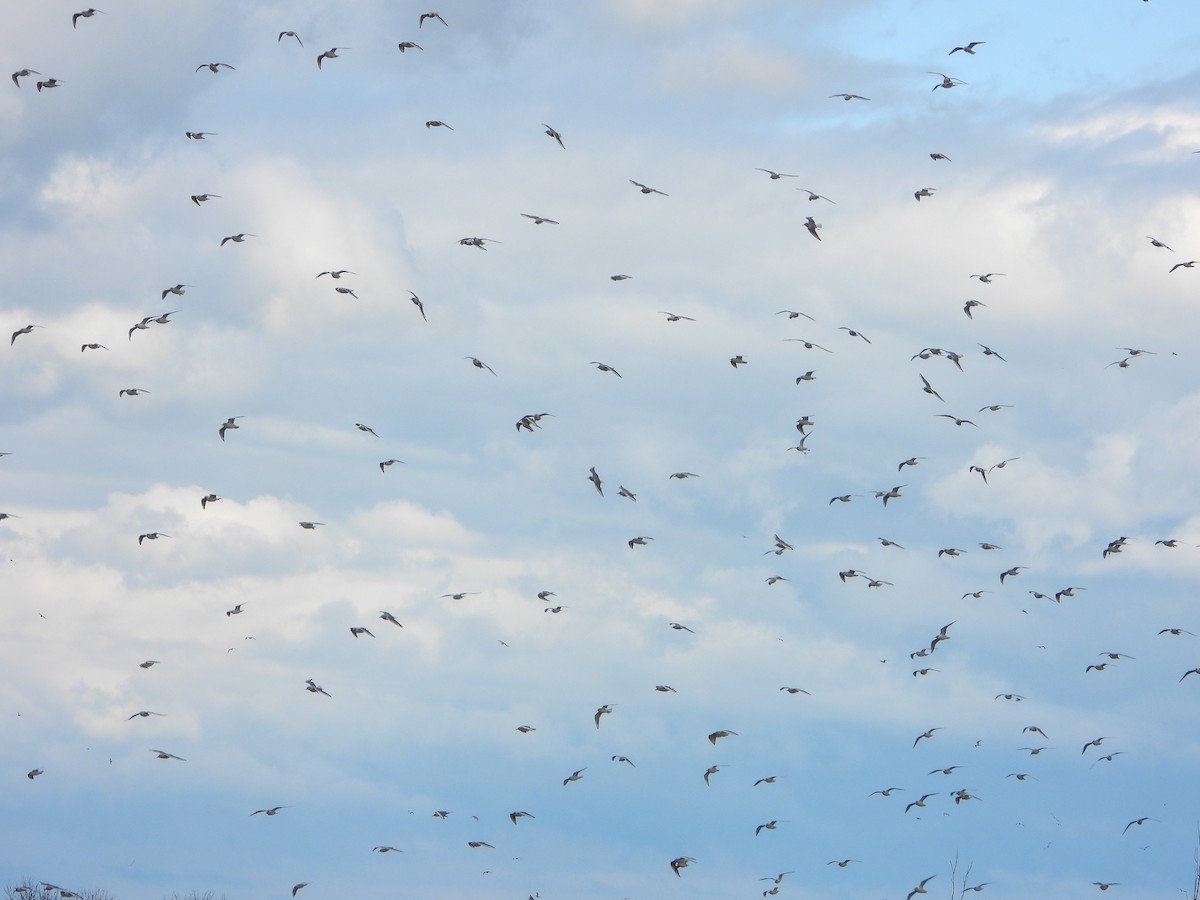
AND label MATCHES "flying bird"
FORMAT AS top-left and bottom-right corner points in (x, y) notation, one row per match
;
(409, 292), (426, 321)
(72, 9), (105, 28)
(629, 180), (667, 195)
(278, 31), (303, 46)
(138, 532), (170, 545)
(218, 417), (244, 441)
(298, 521), (324, 530)
(149, 749), (185, 760)
(11, 325), (41, 345)
(588, 466), (603, 495)
(830, 93), (869, 100)
(915, 187), (936, 201)
(250, 807), (288, 817)
(804, 217), (821, 240)
(930, 152), (951, 161)
(542, 124), (565, 148)
(930, 72), (966, 90)
(1146, 236), (1173, 251)
(11, 69), (41, 87)
(670, 857), (695, 877)
(379, 459), (404, 472)
(36, 78), (64, 91)
(220, 233), (255, 245)
(419, 12), (448, 27)
(425, 120), (453, 130)
(316, 48), (349, 69)
(521, 213), (559, 225)
(907, 876), (936, 900)
(196, 62), (235, 73)
(350, 627), (374, 639)
(950, 41), (985, 54)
